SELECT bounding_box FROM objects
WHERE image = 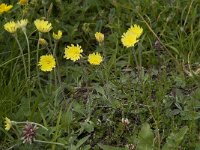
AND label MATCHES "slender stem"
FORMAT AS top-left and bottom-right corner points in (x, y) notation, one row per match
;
(53, 41), (58, 87)
(138, 42), (142, 71)
(132, 47), (139, 69)
(6, 144), (19, 150)
(23, 30), (31, 111)
(146, 105), (161, 150)
(37, 32), (45, 97)
(53, 41), (66, 101)
(23, 30), (31, 80)
(15, 121), (48, 131)
(136, 12), (180, 68)
(14, 34), (27, 78)
(34, 139), (65, 146)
